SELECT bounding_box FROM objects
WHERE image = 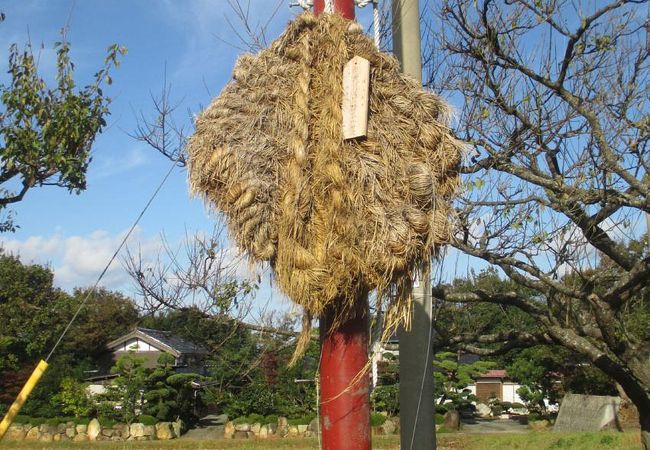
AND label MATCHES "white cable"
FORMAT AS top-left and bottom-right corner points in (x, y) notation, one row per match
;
(372, 1), (380, 48)
(355, 0), (381, 48)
